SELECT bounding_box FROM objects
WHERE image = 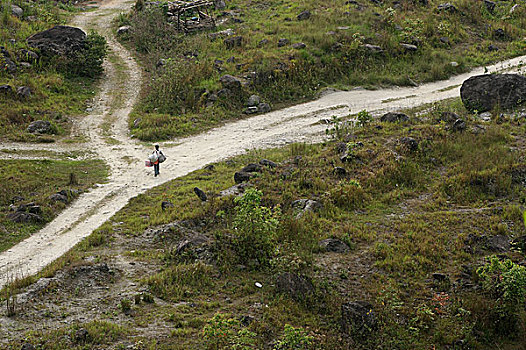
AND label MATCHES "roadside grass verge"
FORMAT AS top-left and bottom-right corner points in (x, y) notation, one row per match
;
(0, 159), (108, 253)
(119, 0), (526, 141)
(0, 0), (105, 142)
(4, 101), (526, 348)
